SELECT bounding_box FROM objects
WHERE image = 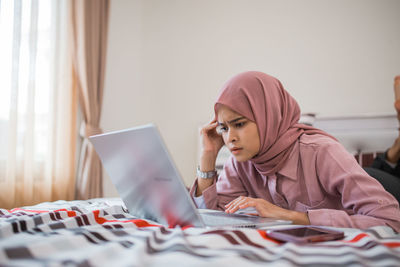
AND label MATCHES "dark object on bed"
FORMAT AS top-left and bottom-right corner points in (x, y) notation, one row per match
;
(267, 226), (344, 243)
(370, 151), (400, 177)
(357, 151), (400, 203)
(354, 152), (383, 168)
